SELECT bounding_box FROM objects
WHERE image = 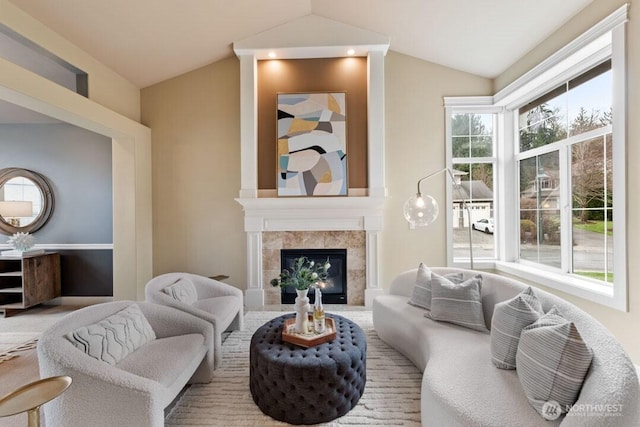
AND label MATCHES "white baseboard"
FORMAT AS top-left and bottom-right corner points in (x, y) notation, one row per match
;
(46, 296), (113, 306)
